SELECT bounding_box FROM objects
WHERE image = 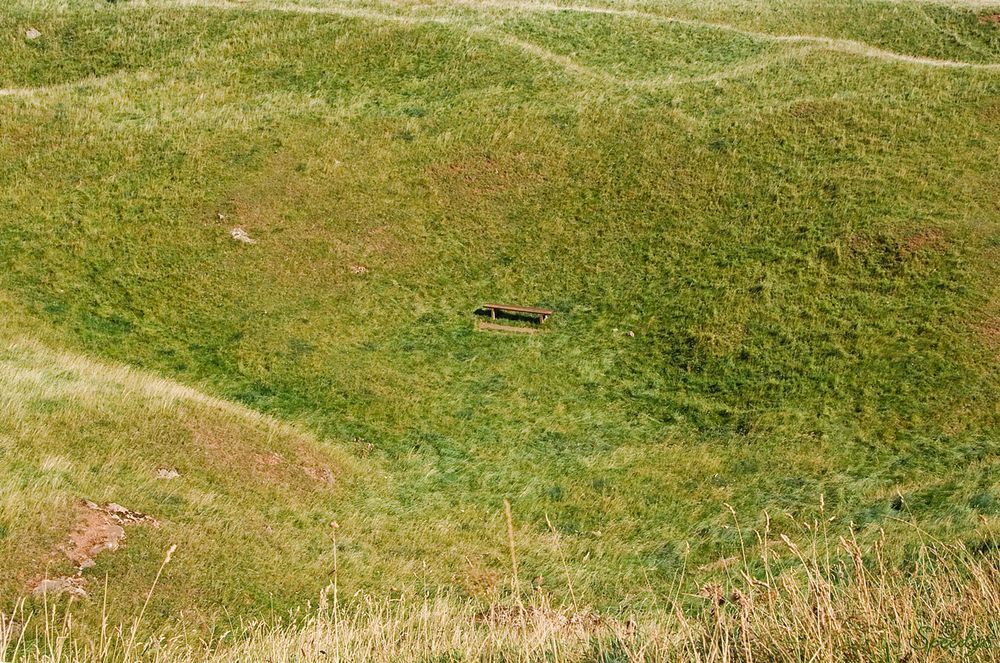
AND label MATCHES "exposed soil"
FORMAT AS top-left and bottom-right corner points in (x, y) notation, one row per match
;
(29, 501), (157, 599)
(61, 500), (157, 570)
(62, 502), (125, 569)
(979, 13), (1000, 25)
